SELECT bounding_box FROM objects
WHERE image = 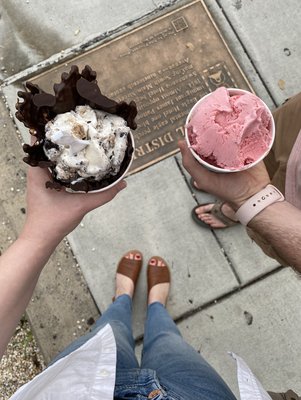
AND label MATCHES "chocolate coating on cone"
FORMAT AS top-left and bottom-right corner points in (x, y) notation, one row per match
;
(15, 65), (136, 192)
